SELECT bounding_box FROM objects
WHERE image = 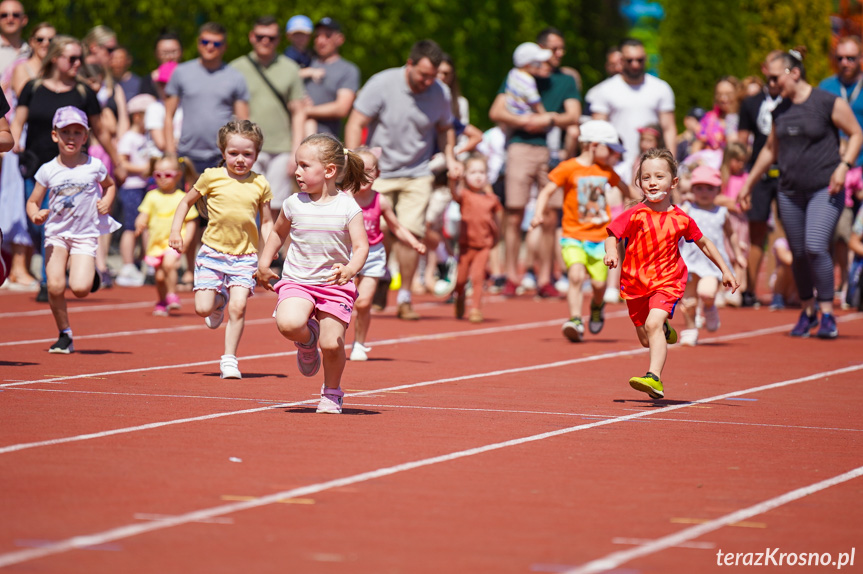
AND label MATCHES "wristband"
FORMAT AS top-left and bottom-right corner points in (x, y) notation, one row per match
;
(843, 160), (854, 169)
